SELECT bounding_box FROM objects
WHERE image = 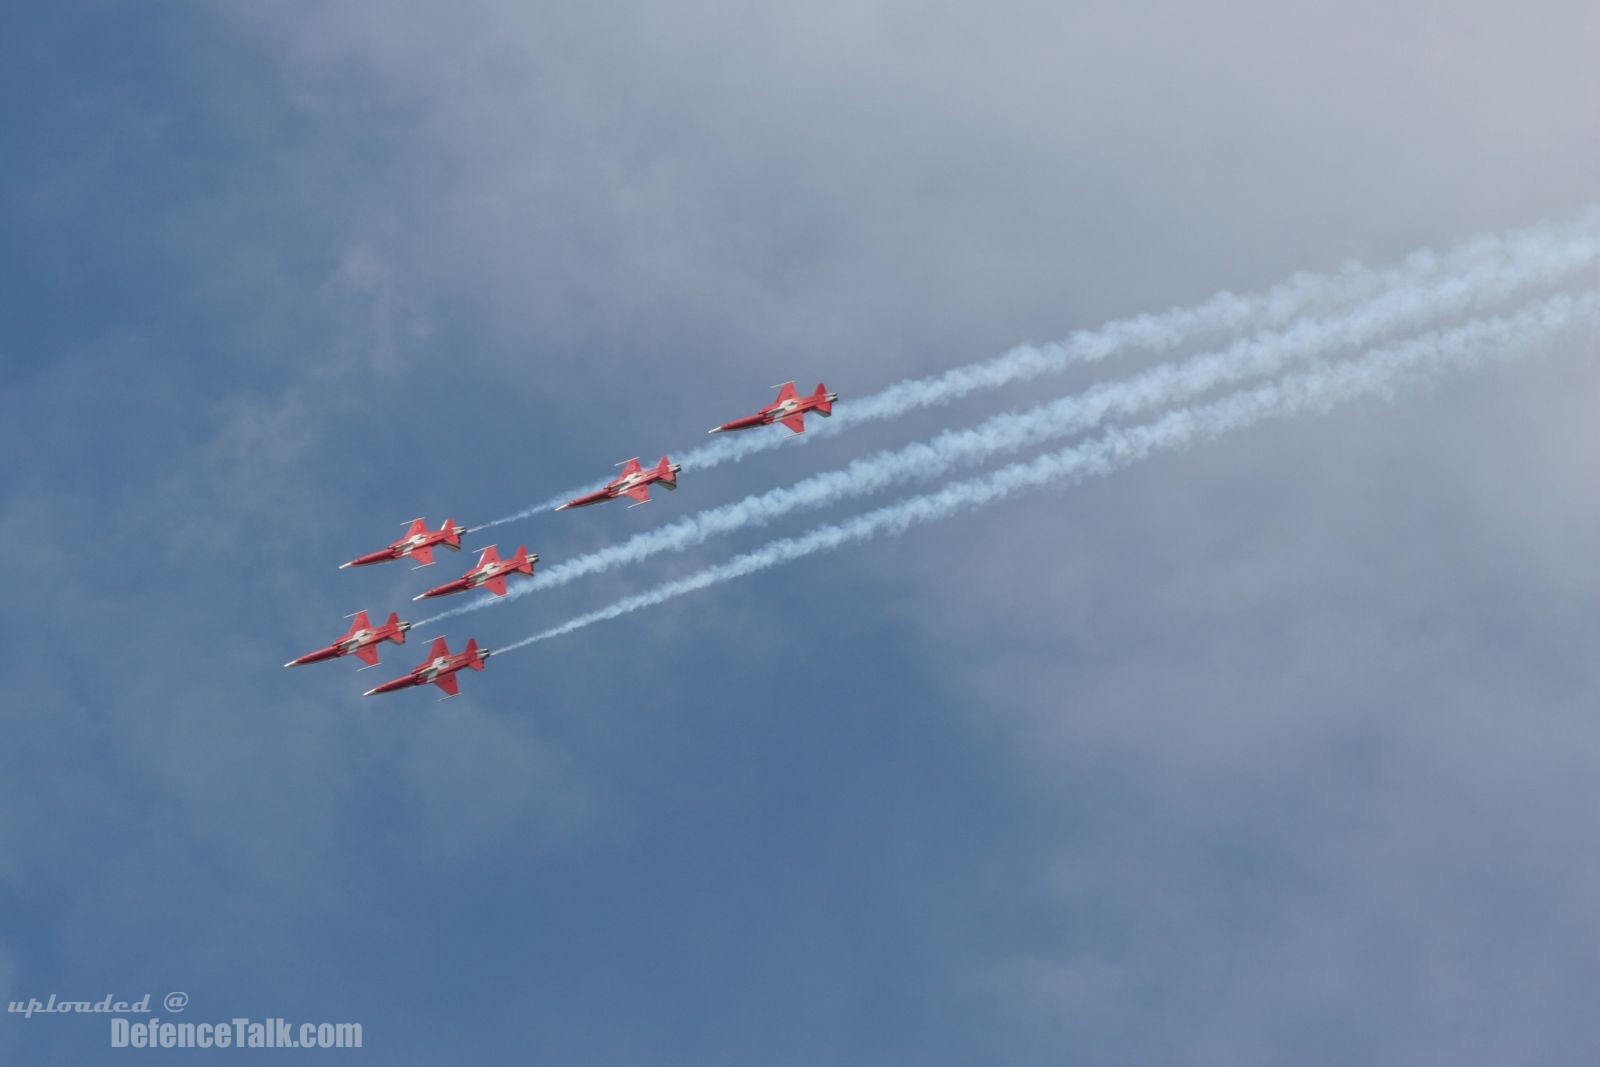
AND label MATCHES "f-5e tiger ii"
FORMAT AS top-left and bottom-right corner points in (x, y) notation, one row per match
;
(557, 456), (681, 511)
(284, 610), (410, 669)
(364, 637), (490, 698)
(413, 545), (537, 601)
(709, 381), (837, 435)
(340, 517), (467, 570)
